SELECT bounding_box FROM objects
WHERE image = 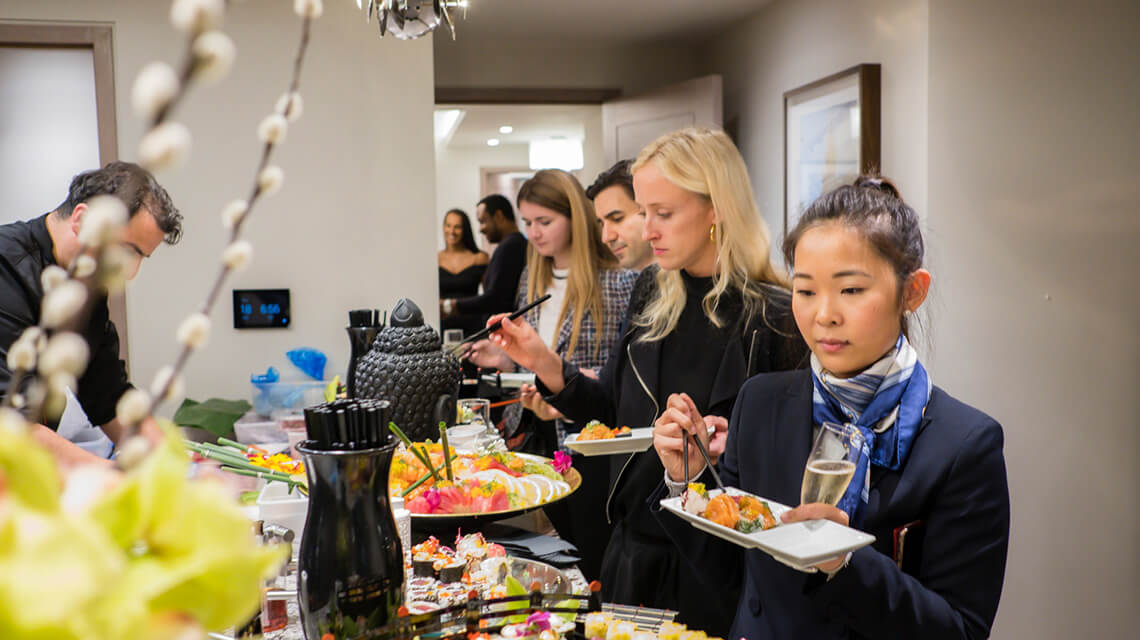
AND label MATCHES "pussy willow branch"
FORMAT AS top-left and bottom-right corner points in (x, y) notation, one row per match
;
(135, 16), (315, 436)
(2, 242), (102, 418)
